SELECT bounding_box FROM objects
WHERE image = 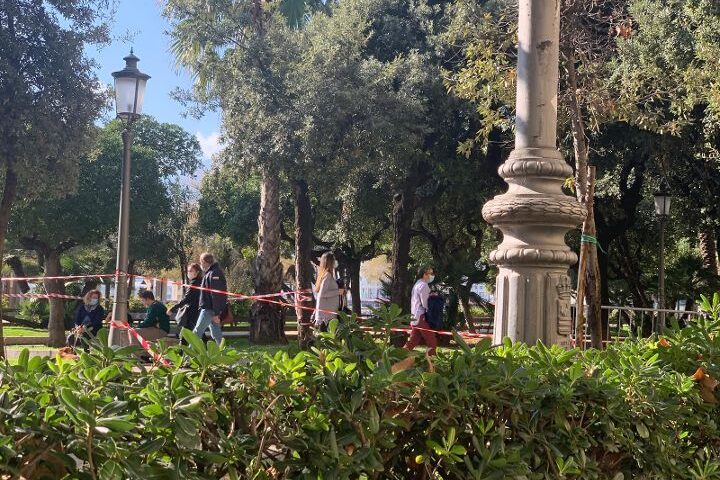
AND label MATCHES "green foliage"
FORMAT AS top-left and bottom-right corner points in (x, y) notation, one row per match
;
(10, 117), (201, 269)
(17, 298), (49, 324)
(127, 296), (146, 313)
(198, 168), (260, 249)
(229, 300), (252, 321)
(1, 303), (720, 478)
(16, 299), (78, 329)
(610, 0), (720, 132)
(0, 0), (111, 198)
